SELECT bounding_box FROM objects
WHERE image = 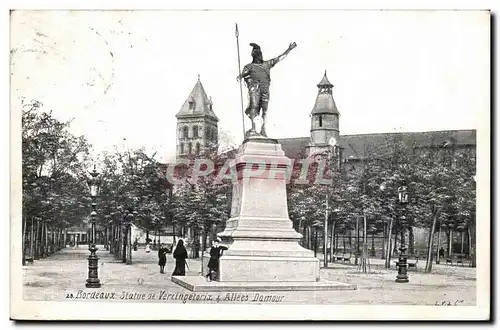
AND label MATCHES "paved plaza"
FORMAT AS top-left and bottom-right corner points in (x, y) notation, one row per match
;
(22, 246), (476, 305)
